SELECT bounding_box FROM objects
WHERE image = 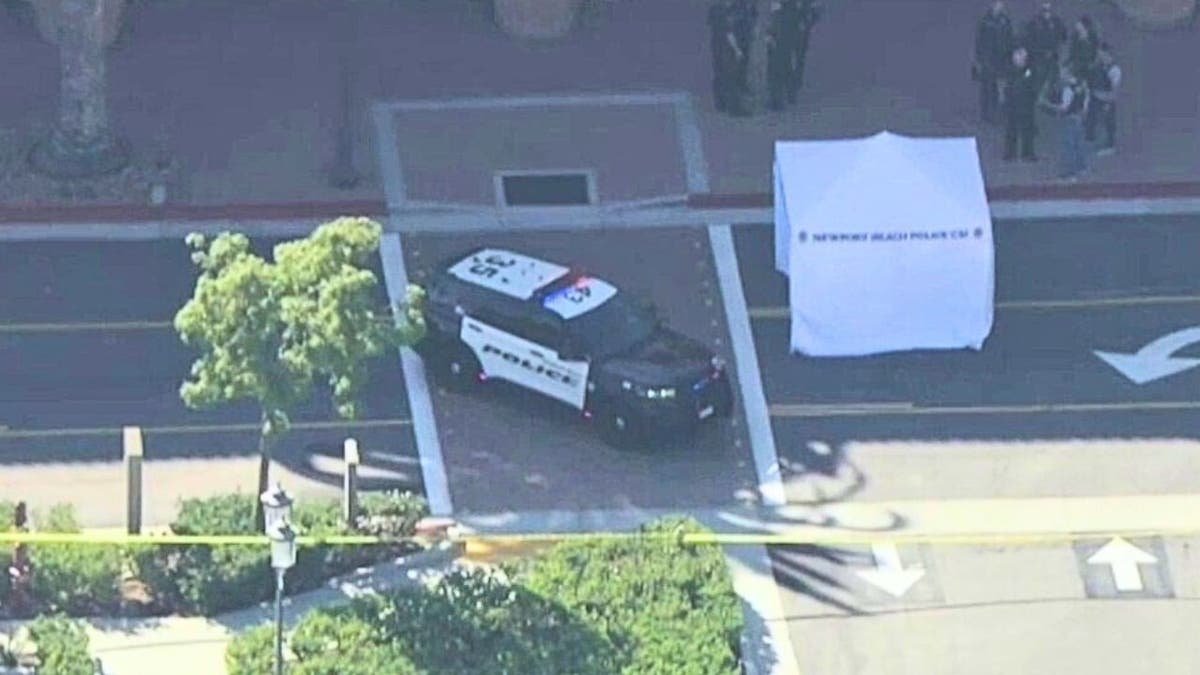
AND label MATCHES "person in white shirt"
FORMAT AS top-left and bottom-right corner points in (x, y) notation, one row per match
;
(1085, 43), (1121, 155)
